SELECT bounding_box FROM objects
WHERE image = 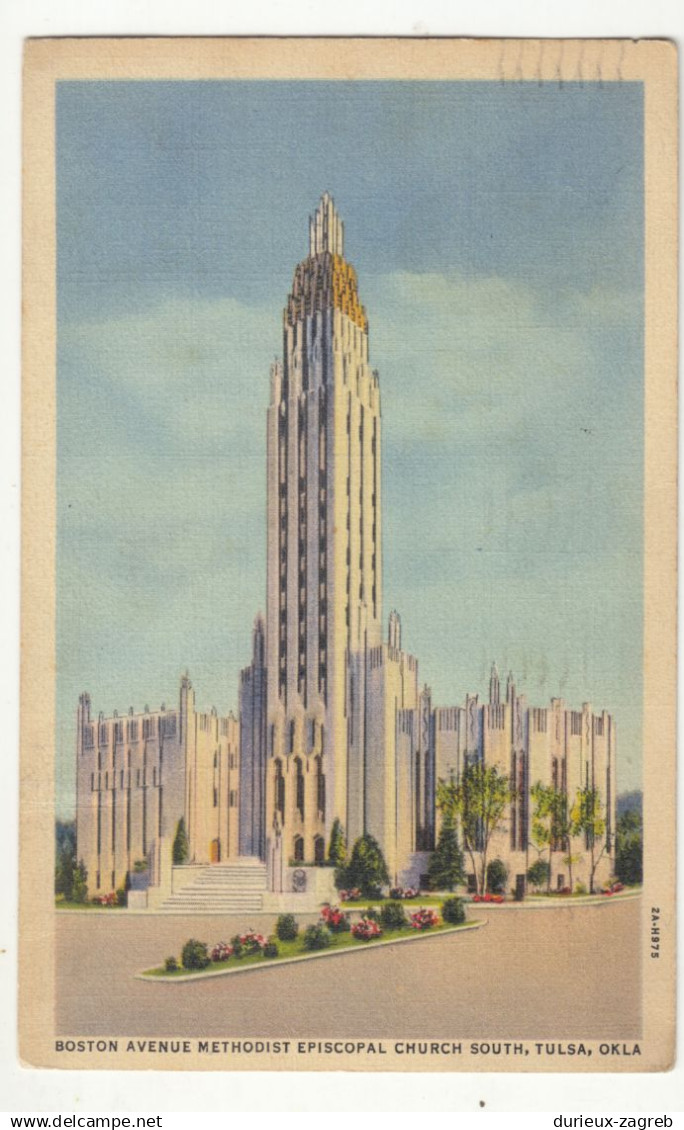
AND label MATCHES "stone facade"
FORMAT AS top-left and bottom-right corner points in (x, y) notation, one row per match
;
(263, 193), (384, 890)
(392, 663), (617, 892)
(76, 675), (239, 894)
(75, 194), (618, 902)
